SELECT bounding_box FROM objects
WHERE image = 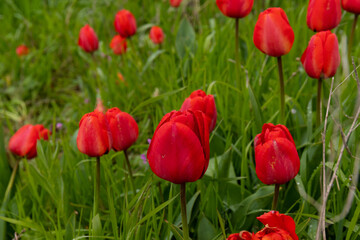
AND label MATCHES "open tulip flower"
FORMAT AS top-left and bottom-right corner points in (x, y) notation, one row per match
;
(147, 110), (209, 240)
(16, 45), (29, 57)
(253, 8), (294, 123)
(255, 123), (299, 209)
(9, 124), (51, 159)
(228, 211), (298, 240)
(149, 26), (164, 45)
(180, 89), (217, 132)
(114, 9), (137, 38)
(306, 0), (342, 32)
(78, 24), (99, 53)
(110, 35), (127, 55)
(301, 31), (340, 125)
